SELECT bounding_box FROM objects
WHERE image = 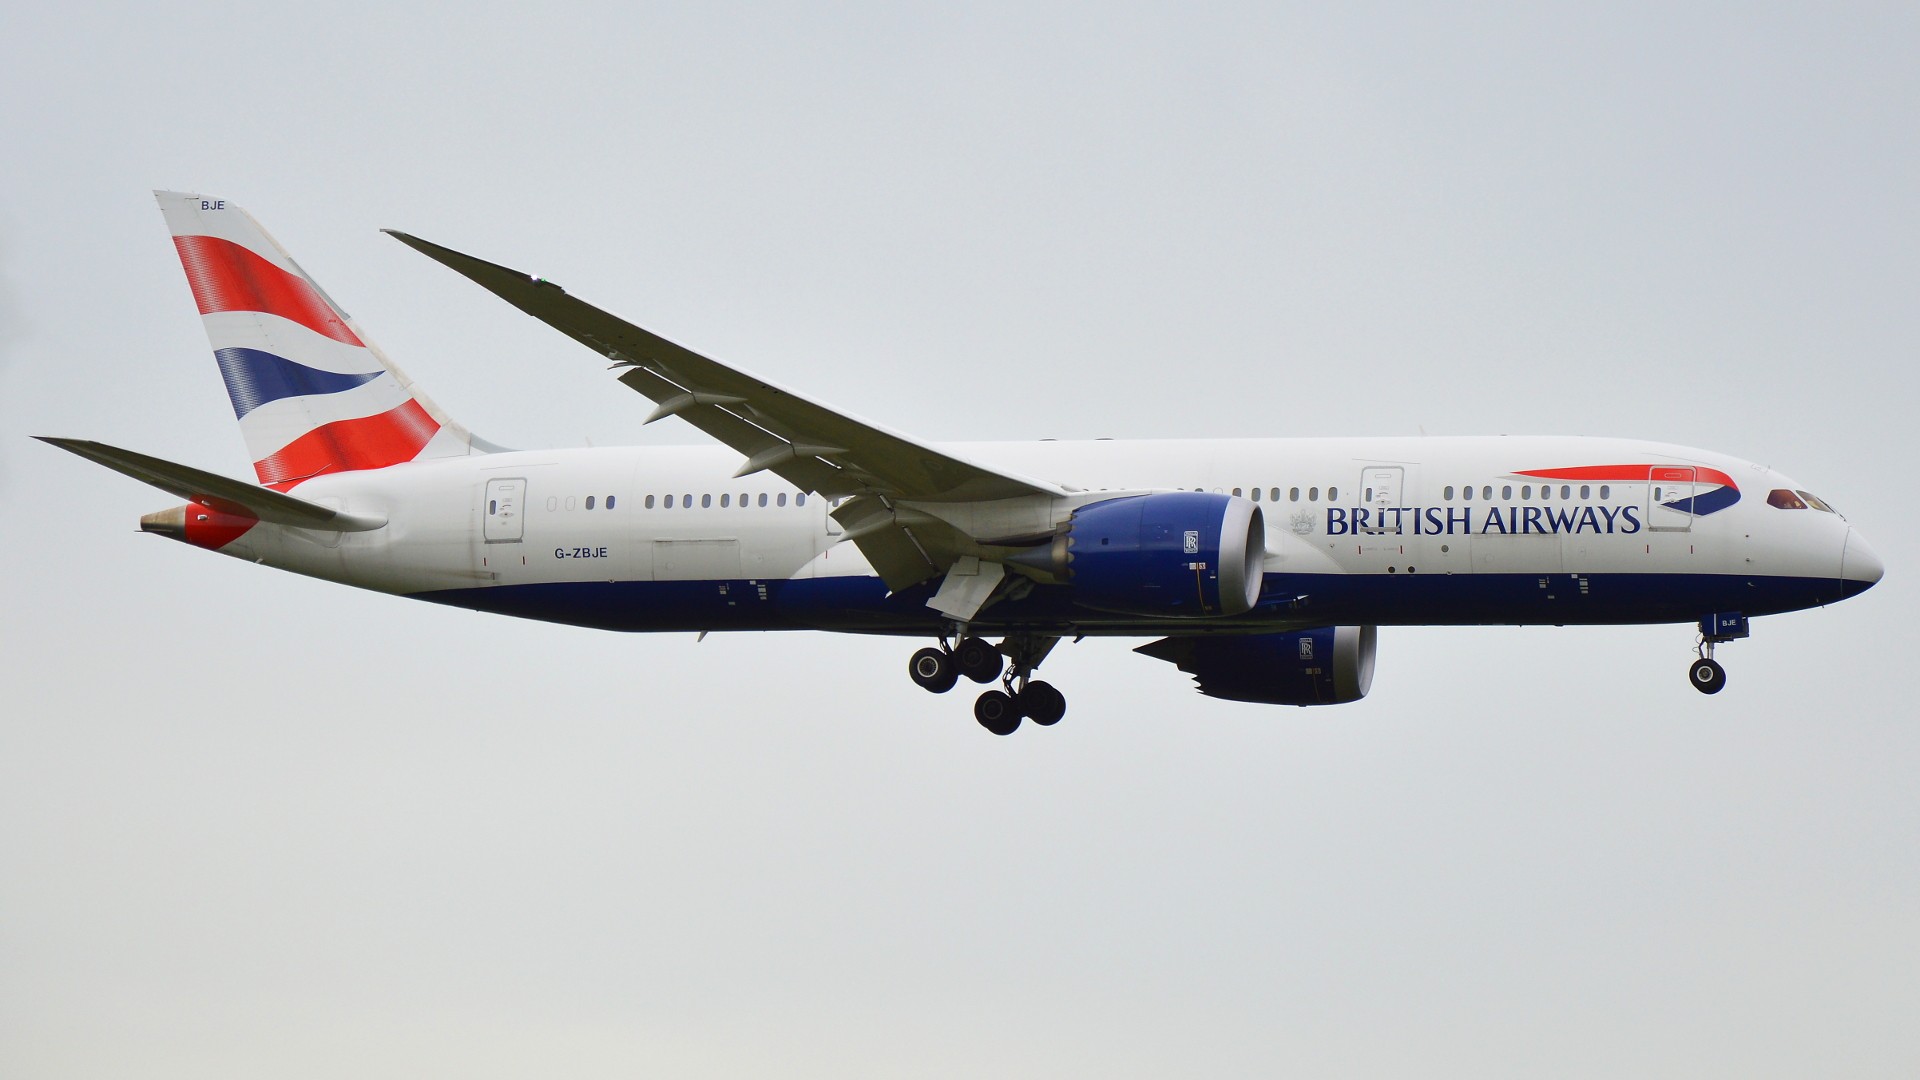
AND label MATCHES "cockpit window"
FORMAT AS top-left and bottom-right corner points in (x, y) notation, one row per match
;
(1796, 490), (1836, 513)
(1767, 489), (1808, 510)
